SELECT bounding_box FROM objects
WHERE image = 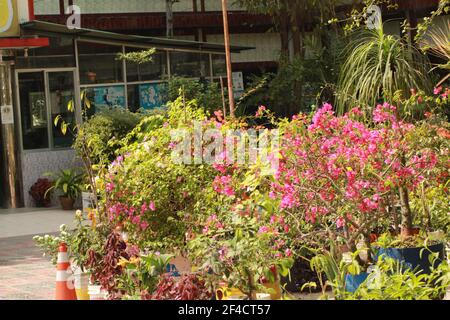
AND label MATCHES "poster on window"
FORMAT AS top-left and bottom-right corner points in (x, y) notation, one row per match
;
(139, 83), (166, 110)
(92, 86), (126, 109)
